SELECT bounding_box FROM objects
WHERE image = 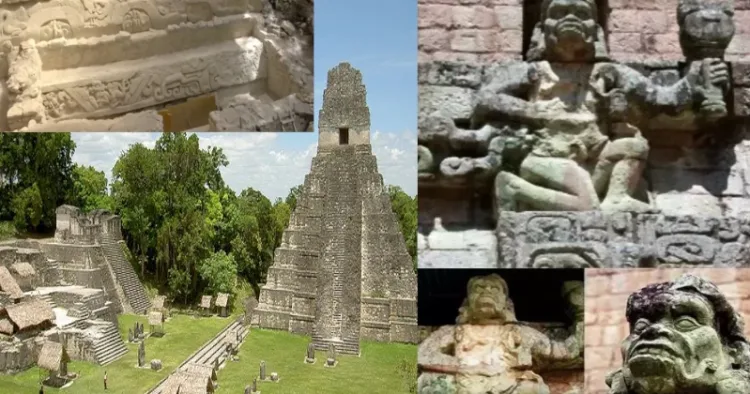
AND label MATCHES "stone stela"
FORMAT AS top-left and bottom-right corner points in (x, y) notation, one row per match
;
(253, 62), (418, 355)
(417, 0), (750, 270)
